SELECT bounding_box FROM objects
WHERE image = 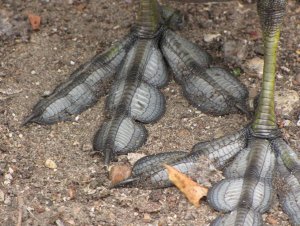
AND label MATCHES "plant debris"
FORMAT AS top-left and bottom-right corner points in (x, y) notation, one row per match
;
(164, 164), (208, 207)
(28, 14), (41, 30)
